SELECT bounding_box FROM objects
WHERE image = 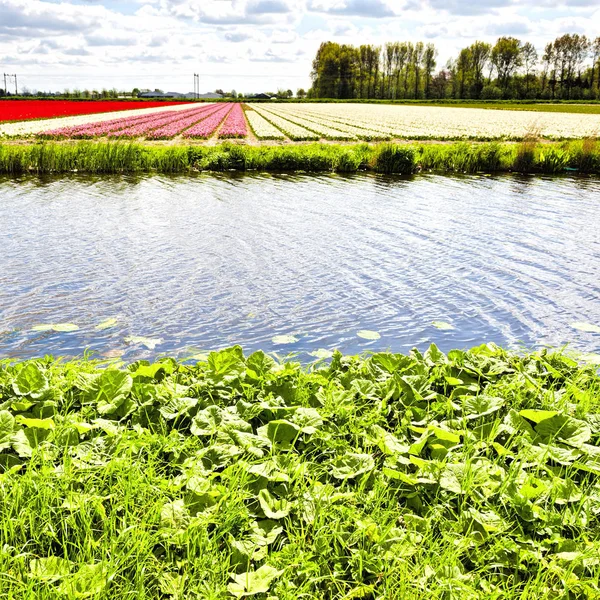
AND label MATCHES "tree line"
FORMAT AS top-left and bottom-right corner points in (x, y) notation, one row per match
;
(309, 35), (600, 101)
